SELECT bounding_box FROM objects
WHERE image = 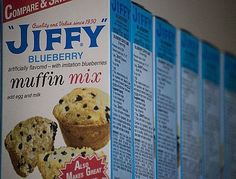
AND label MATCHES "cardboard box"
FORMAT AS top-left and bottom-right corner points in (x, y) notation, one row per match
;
(1, 0), (132, 178)
(131, 2), (154, 179)
(222, 53), (236, 179)
(177, 29), (201, 179)
(153, 16), (177, 179)
(201, 41), (221, 179)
